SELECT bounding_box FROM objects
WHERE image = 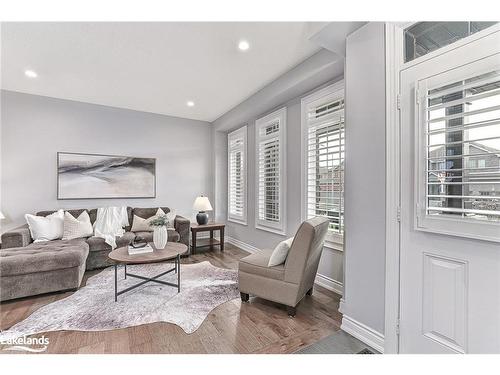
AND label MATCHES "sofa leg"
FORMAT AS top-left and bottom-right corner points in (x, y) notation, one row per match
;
(240, 292), (249, 302)
(287, 306), (297, 317)
(306, 287), (313, 296)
